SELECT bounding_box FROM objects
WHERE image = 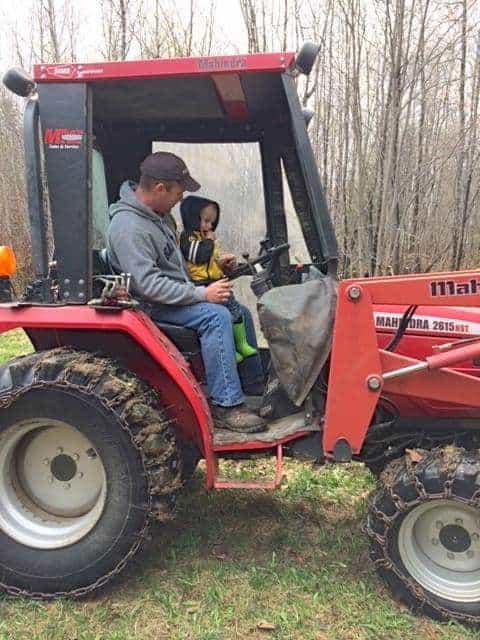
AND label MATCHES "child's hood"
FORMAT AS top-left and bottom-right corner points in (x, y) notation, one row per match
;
(180, 195), (220, 233)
